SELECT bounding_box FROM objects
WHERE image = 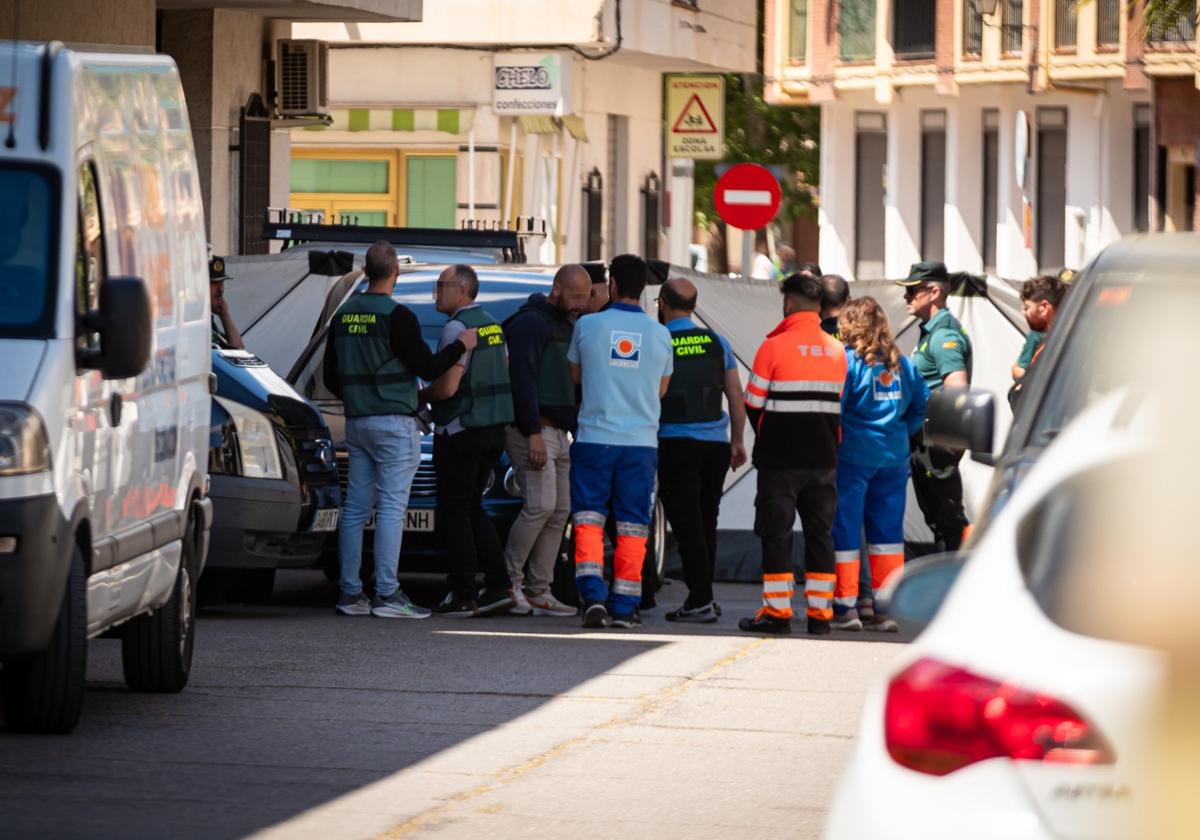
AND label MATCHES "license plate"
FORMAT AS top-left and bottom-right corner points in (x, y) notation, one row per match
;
(311, 508), (340, 532)
(366, 509), (435, 532)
